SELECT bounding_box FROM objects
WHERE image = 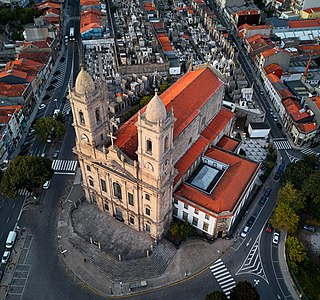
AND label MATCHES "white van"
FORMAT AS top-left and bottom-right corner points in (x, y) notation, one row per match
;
(6, 231), (17, 249)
